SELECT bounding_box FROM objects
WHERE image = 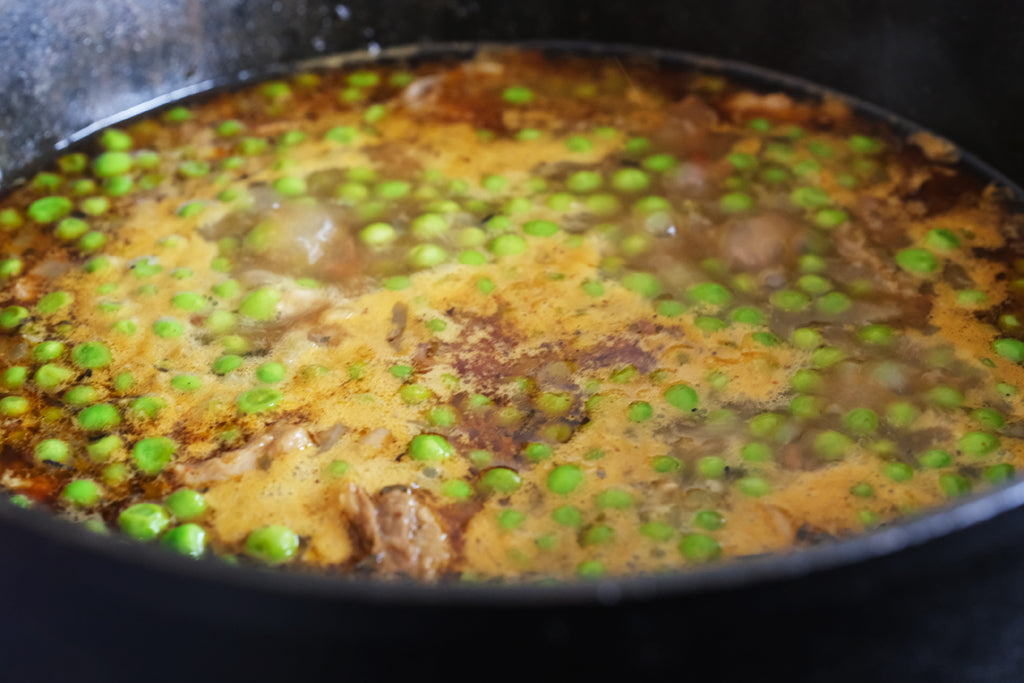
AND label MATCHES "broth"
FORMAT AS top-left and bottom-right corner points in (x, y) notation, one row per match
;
(0, 49), (1022, 581)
